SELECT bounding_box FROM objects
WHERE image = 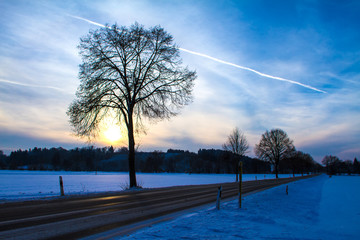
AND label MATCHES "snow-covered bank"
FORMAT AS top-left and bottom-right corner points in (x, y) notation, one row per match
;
(119, 175), (360, 240)
(0, 170), (300, 201)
